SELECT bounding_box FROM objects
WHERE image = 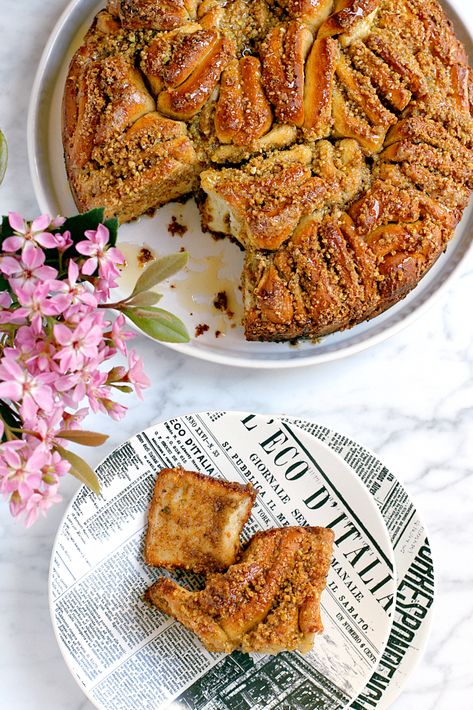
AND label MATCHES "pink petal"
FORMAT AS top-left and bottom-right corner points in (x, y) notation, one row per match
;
(0, 255), (20, 275)
(22, 244), (45, 269)
(80, 290), (98, 308)
(96, 224), (110, 248)
(76, 241), (96, 256)
(0, 381), (22, 400)
(35, 265), (58, 281)
(25, 506), (40, 528)
(51, 215), (66, 229)
(108, 247), (125, 265)
(21, 395), (39, 421)
(8, 212), (26, 234)
(31, 214), (51, 232)
(2, 446), (22, 468)
(53, 323), (73, 346)
(35, 232), (58, 249)
(81, 257), (97, 275)
(27, 446), (50, 471)
(68, 259), (79, 283)
(10, 497), (26, 518)
(2, 235), (24, 252)
(42, 294), (70, 316)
